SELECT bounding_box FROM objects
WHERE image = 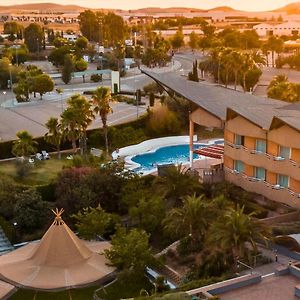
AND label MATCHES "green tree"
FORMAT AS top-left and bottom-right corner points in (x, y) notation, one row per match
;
(24, 23), (44, 53)
(72, 205), (112, 240)
(154, 165), (202, 204)
(267, 36), (284, 67)
(12, 130), (38, 158)
(189, 31), (199, 50)
(32, 73), (54, 99)
(62, 54), (74, 84)
(44, 117), (63, 159)
(208, 205), (270, 270)
(129, 195), (165, 233)
(61, 94), (93, 154)
(75, 36), (89, 49)
(105, 226), (153, 273)
(91, 87), (113, 154)
(14, 188), (51, 230)
(163, 194), (209, 243)
(171, 29), (185, 50)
